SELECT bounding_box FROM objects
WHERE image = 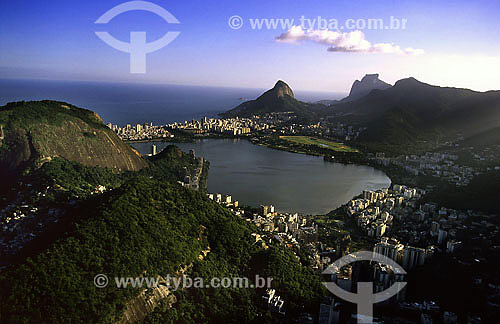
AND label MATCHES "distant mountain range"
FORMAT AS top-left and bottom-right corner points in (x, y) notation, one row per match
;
(330, 77), (500, 153)
(222, 74), (392, 116)
(222, 75), (500, 154)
